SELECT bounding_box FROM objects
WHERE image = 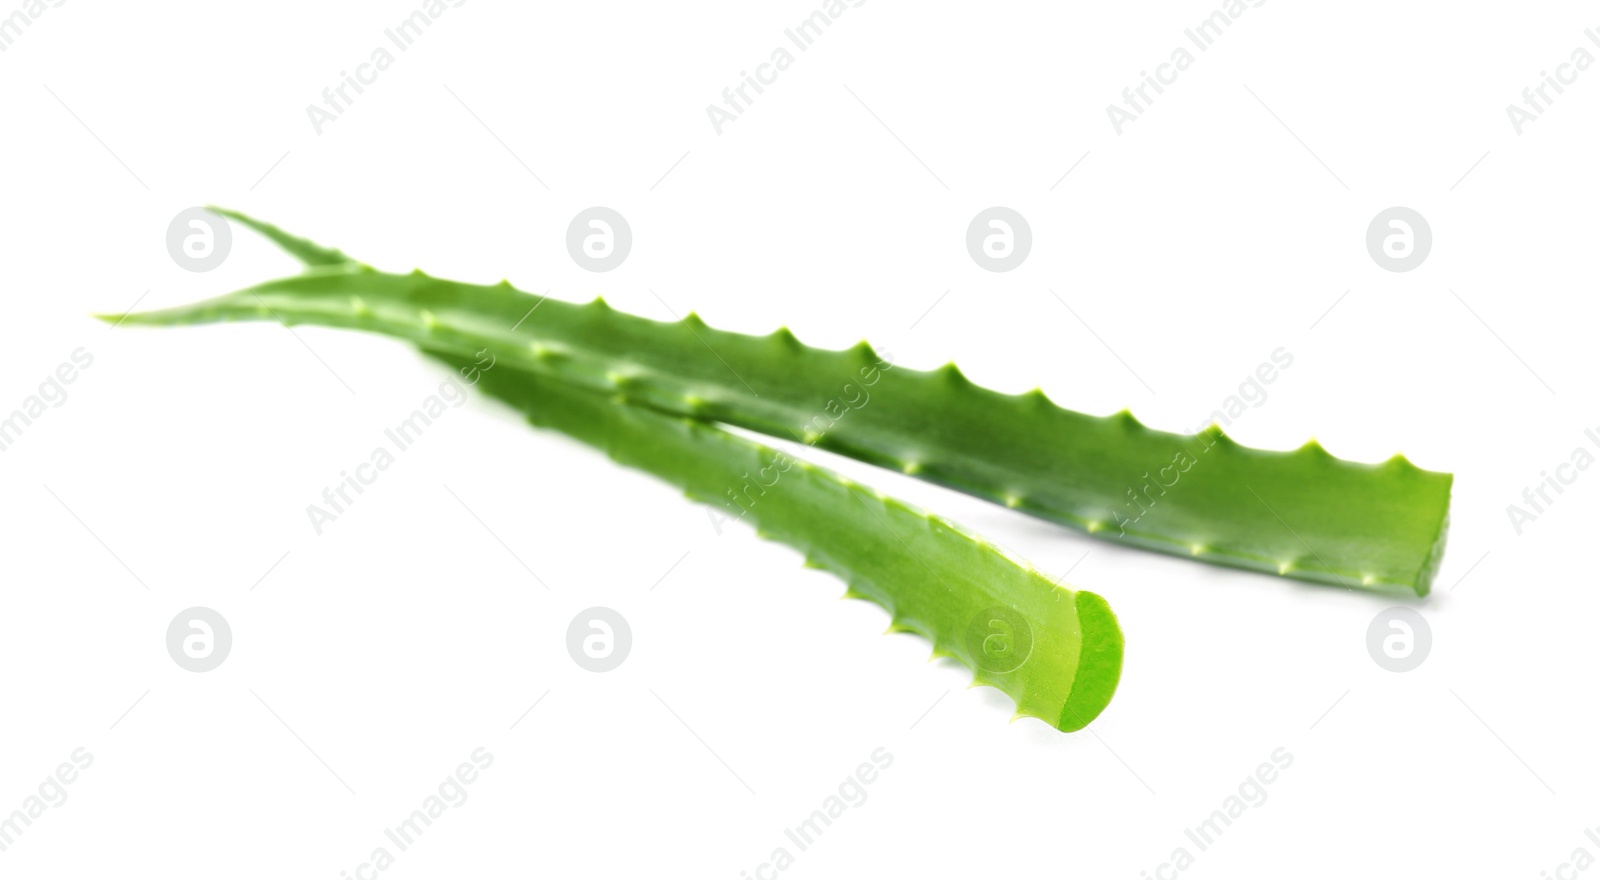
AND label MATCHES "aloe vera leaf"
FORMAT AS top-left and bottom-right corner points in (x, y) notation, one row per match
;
(427, 350), (1123, 730)
(203, 206), (352, 267)
(104, 218), (1451, 595)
